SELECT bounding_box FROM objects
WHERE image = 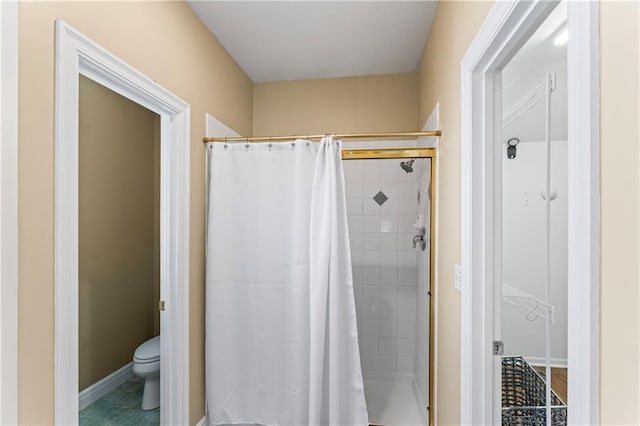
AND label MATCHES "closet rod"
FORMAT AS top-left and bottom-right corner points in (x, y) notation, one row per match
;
(202, 130), (441, 144)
